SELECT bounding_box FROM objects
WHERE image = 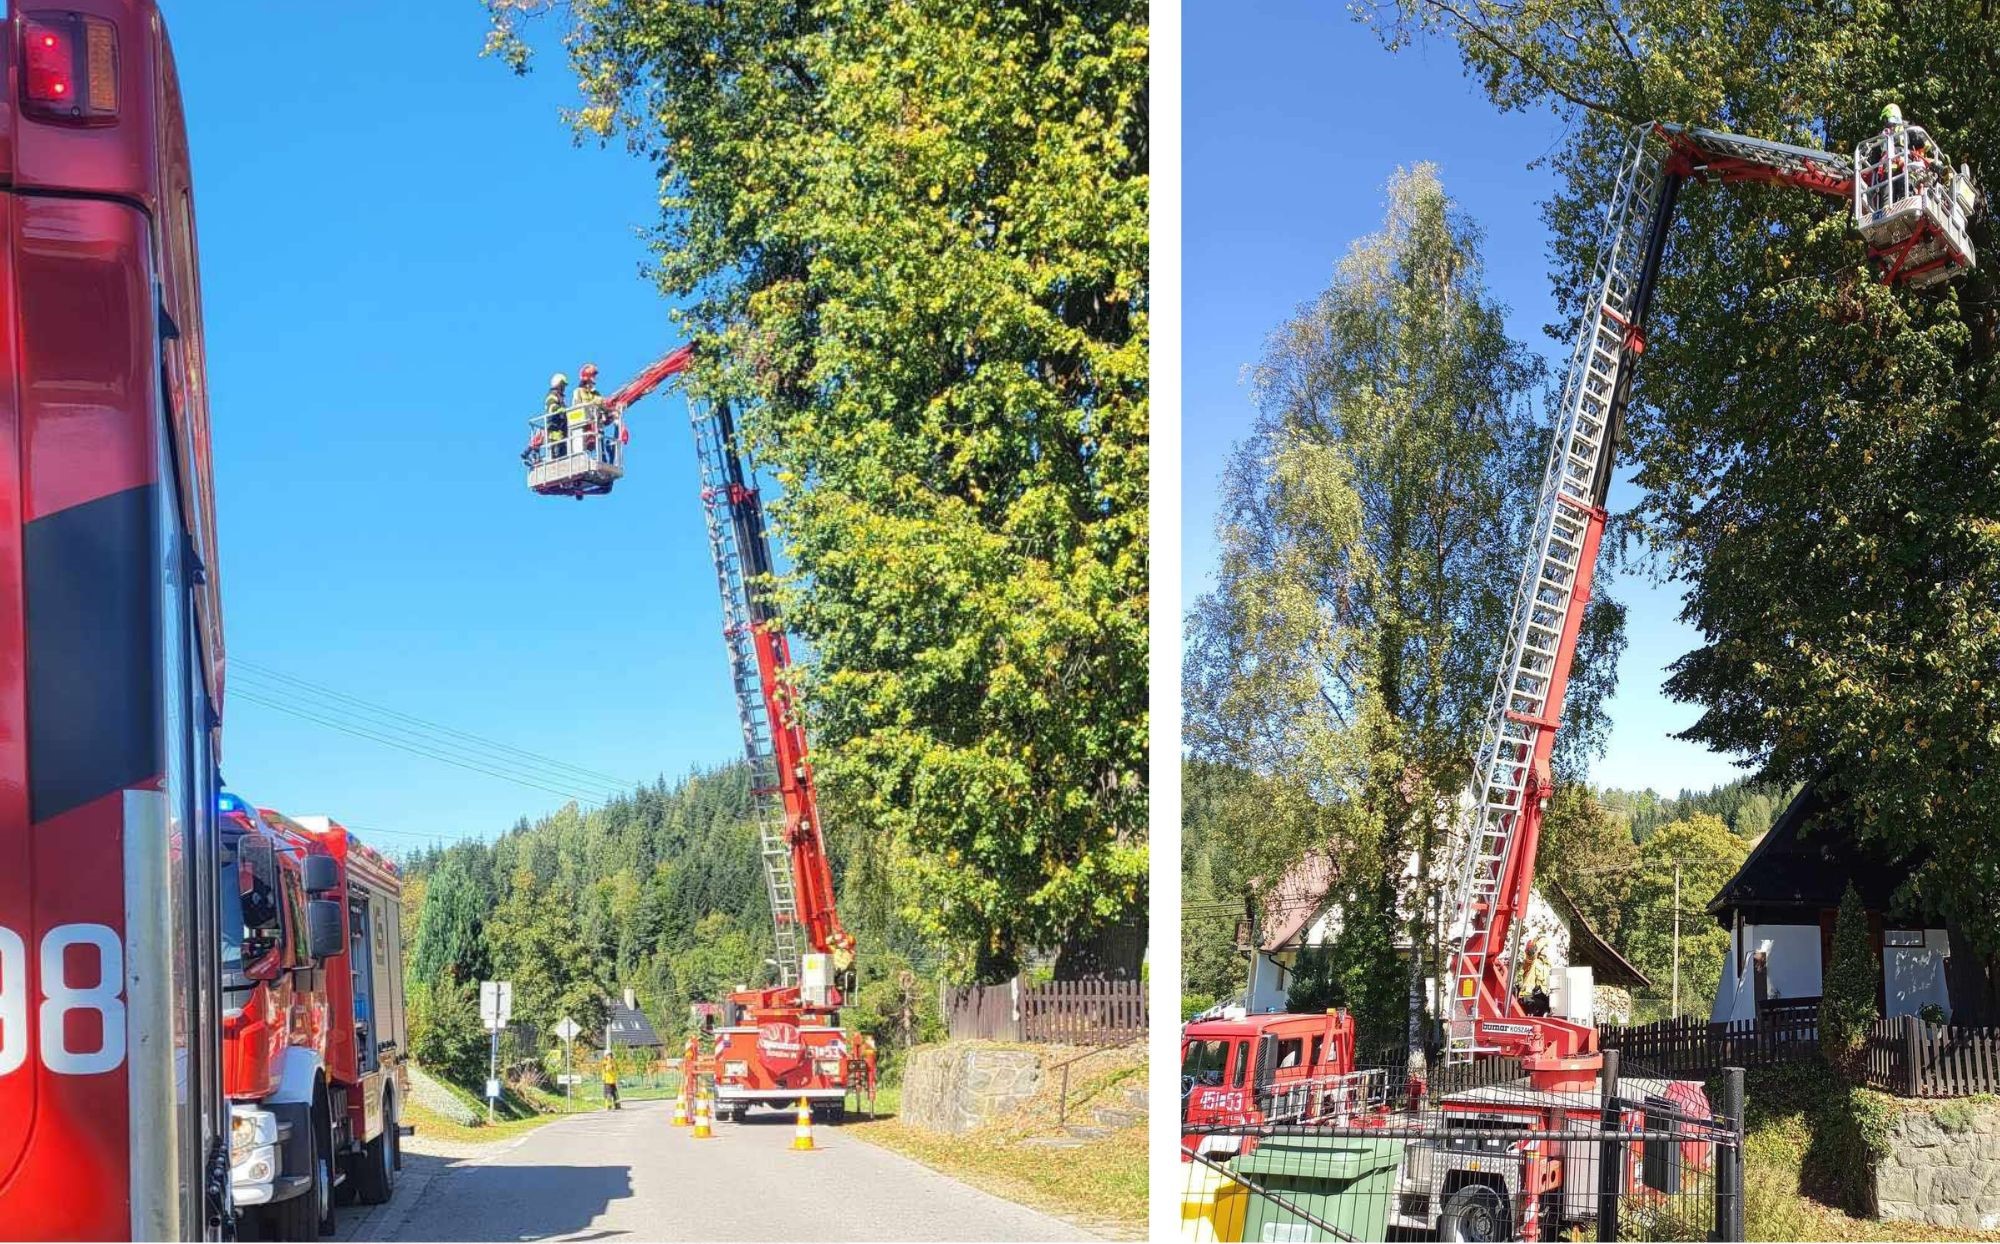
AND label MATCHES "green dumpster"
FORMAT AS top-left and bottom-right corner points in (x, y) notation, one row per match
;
(1229, 1133), (1405, 1243)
